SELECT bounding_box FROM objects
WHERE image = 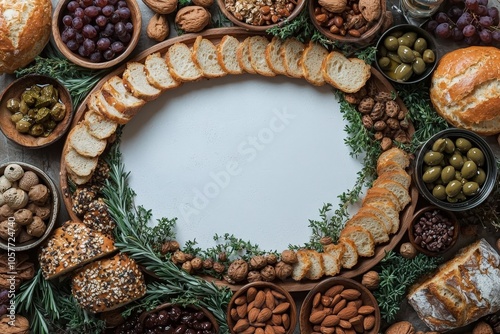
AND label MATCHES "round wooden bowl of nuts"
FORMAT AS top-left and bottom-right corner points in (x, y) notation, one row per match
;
(52, 0), (142, 69)
(0, 162), (59, 252)
(216, 0), (306, 32)
(308, 0), (387, 45)
(227, 281), (297, 334)
(299, 277), (381, 334)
